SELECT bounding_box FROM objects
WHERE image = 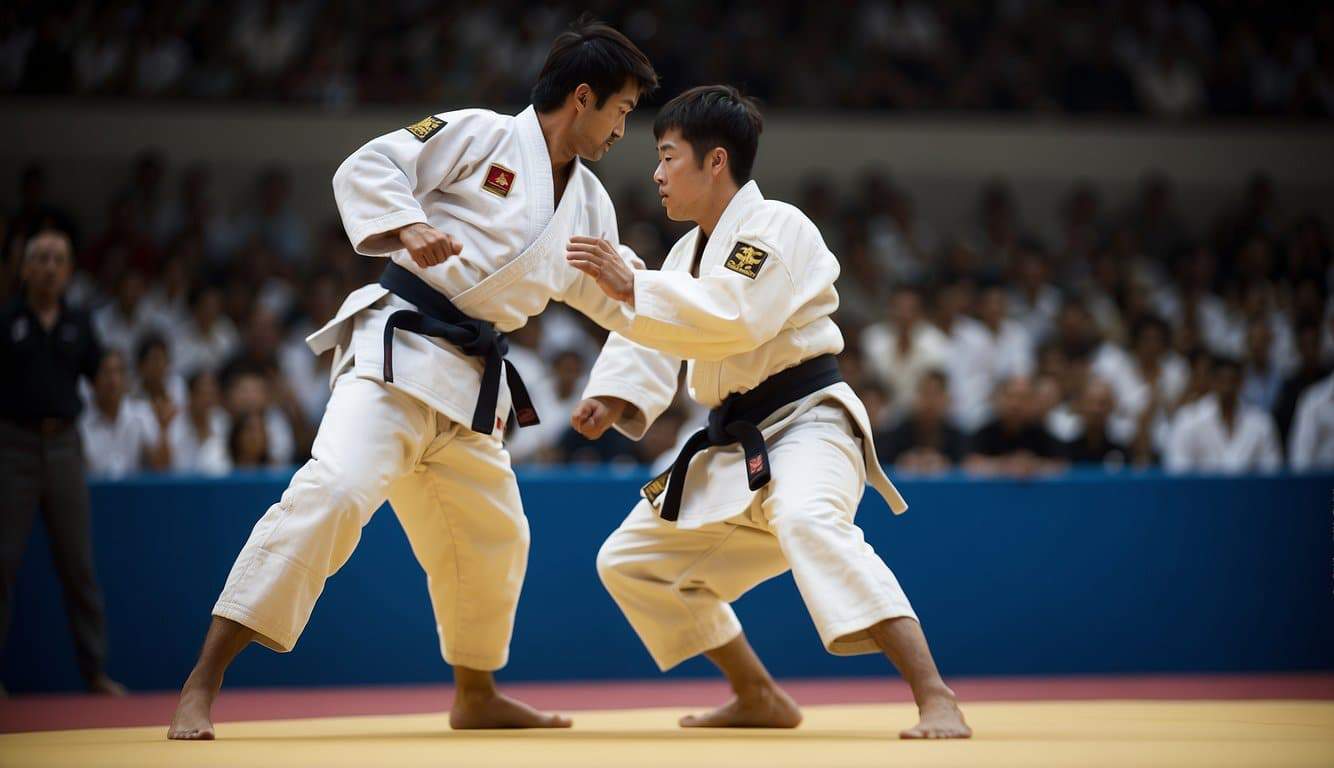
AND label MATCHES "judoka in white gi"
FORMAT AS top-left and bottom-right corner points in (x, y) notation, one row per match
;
(168, 20), (658, 739)
(566, 86), (971, 738)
